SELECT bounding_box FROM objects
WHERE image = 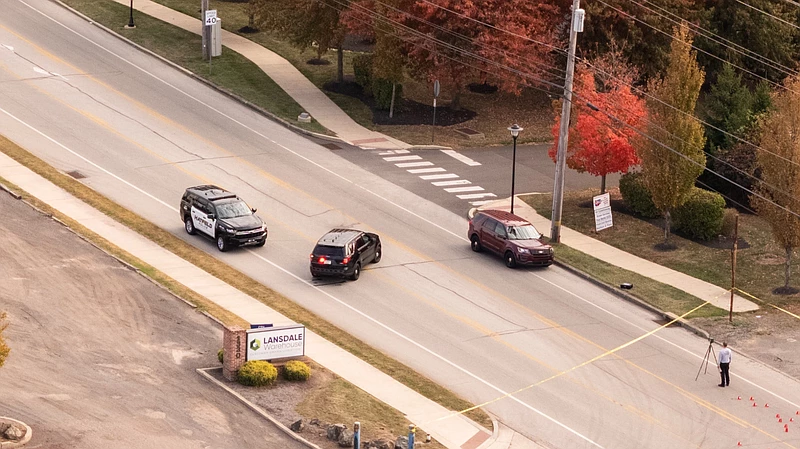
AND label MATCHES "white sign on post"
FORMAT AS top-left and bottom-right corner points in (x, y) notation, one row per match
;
(246, 324), (305, 361)
(593, 192), (613, 232)
(205, 10), (218, 26)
